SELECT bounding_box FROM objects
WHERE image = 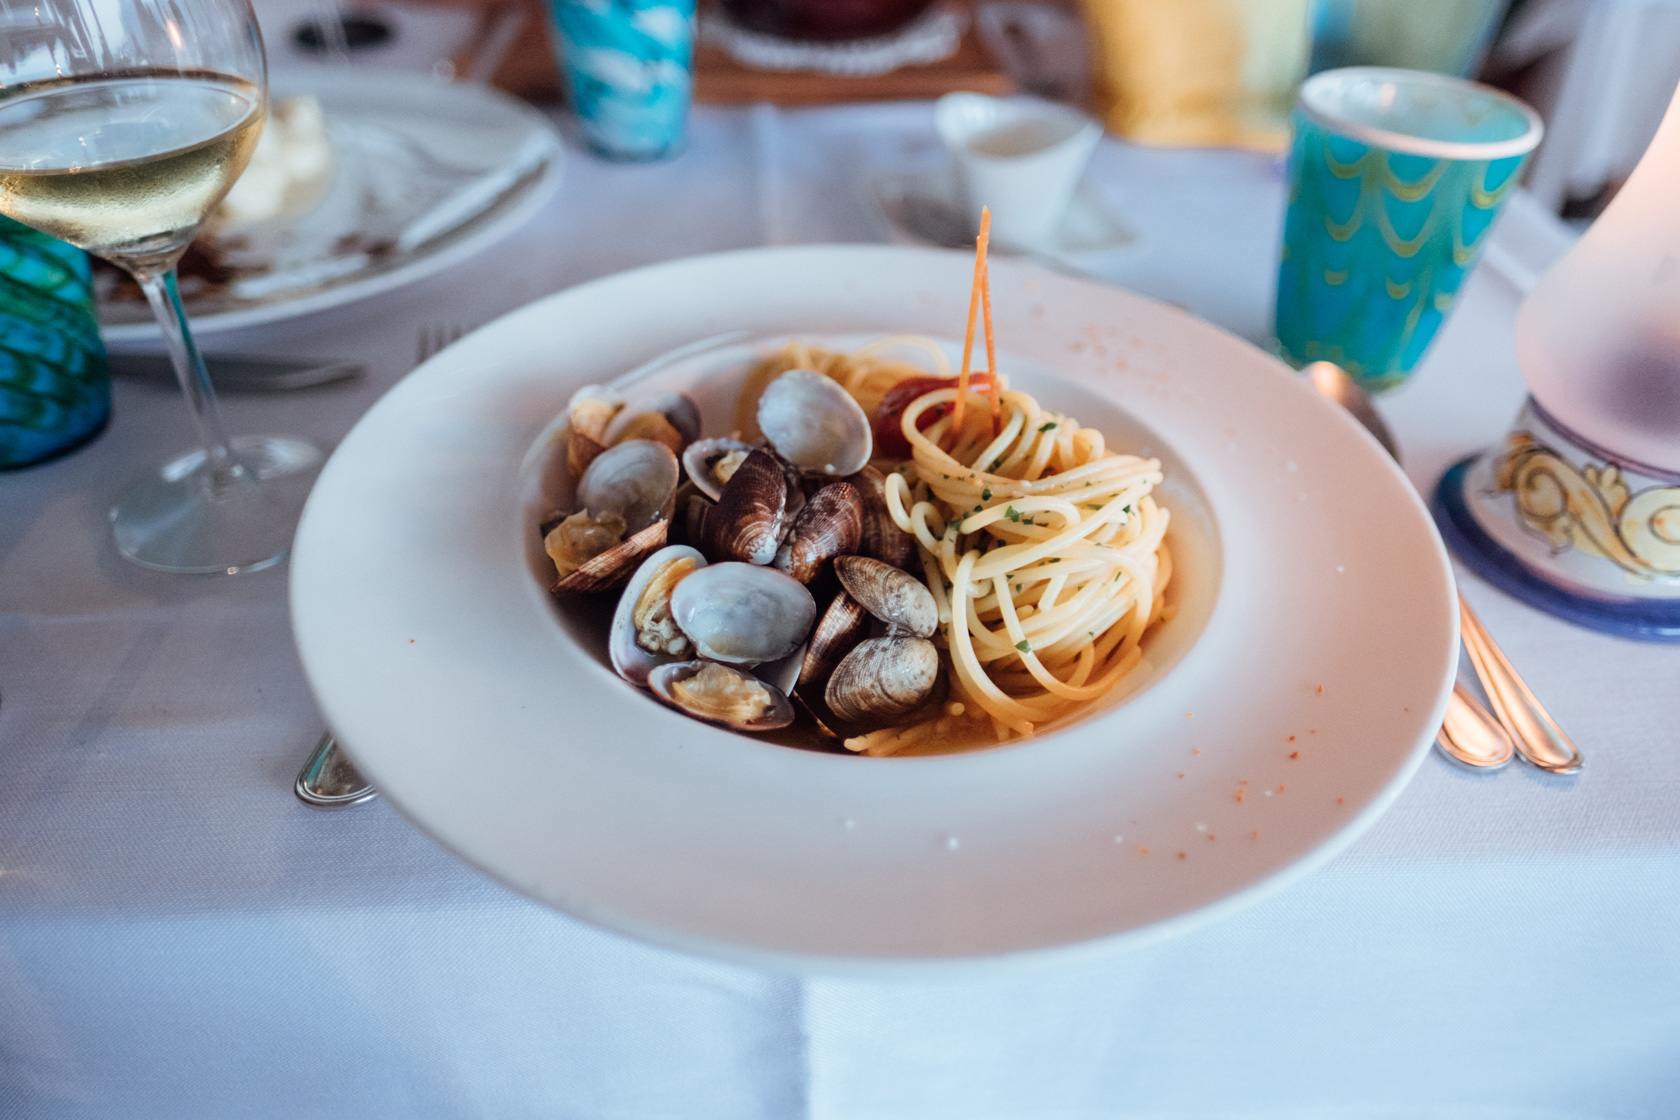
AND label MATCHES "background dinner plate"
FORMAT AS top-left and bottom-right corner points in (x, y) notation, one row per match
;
(99, 70), (561, 343)
(290, 245), (1458, 974)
